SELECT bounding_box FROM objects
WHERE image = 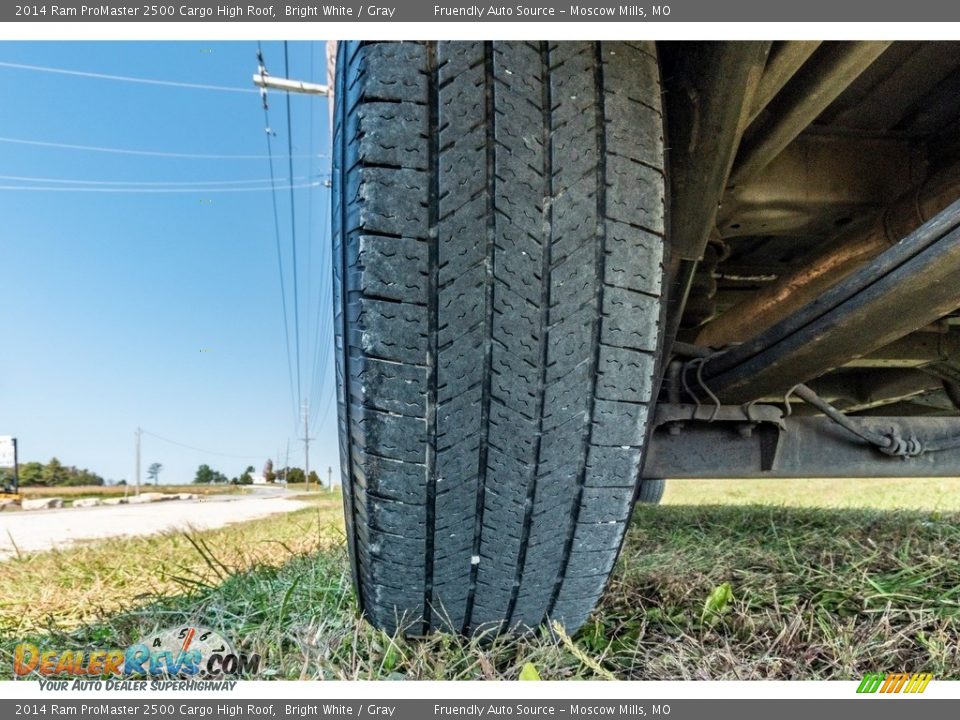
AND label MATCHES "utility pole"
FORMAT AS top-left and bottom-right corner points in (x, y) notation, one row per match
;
(327, 466), (332, 492)
(134, 427), (141, 497)
(302, 401), (311, 491)
(253, 48), (330, 99)
(252, 72), (329, 97)
(284, 439), (290, 487)
(12, 438), (19, 496)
